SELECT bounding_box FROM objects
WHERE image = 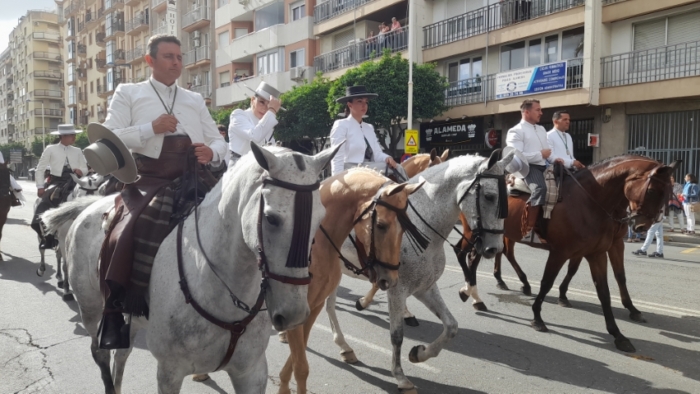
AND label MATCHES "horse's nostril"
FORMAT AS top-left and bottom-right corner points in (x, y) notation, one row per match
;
(273, 314), (286, 329)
